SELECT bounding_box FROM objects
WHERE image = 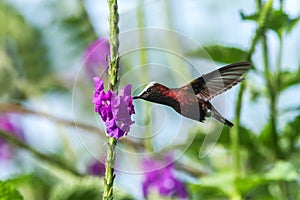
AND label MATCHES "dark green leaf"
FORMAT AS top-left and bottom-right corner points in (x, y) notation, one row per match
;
(240, 12), (259, 21)
(259, 122), (272, 146)
(281, 115), (300, 155)
(0, 181), (23, 200)
(188, 183), (228, 199)
(236, 175), (264, 194)
(240, 9), (300, 34)
(258, 122), (277, 158)
(186, 45), (247, 63)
